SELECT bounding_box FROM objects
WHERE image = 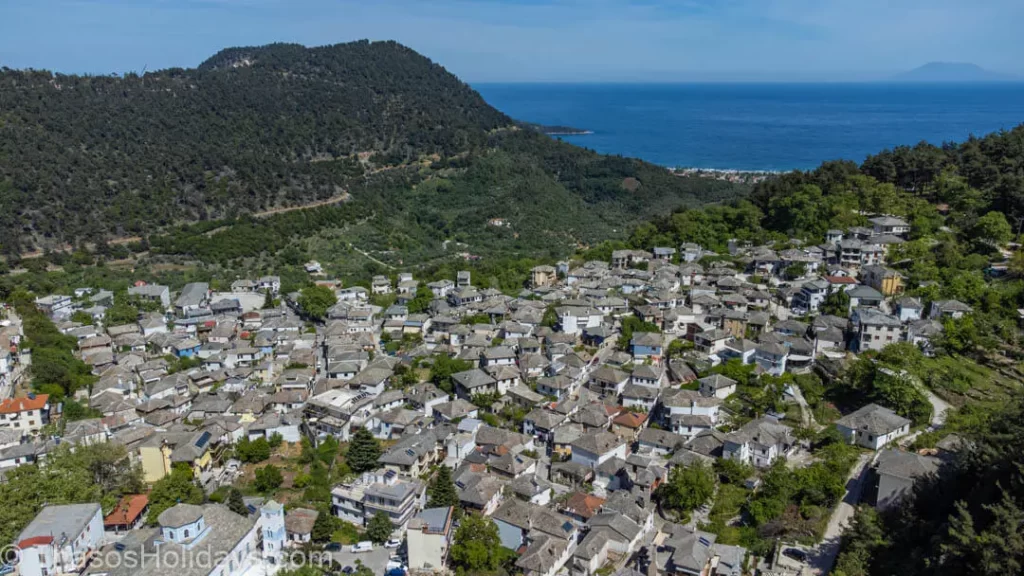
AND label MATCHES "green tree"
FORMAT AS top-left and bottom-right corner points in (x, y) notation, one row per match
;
(429, 354), (473, 395)
(449, 513), (514, 574)
(254, 464), (284, 493)
(69, 310), (94, 325)
(147, 464), (205, 525)
(104, 295), (140, 326)
(268, 432), (284, 449)
(406, 284), (434, 314)
(971, 211), (1012, 246)
(236, 436), (272, 463)
(666, 338), (694, 359)
(297, 284), (337, 321)
(427, 465), (458, 509)
(346, 428), (382, 473)
(365, 511), (393, 544)
(62, 398), (103, 421)
(311, 510), (337, 543)
(655, 461), (716, 516)
(227, 488), (248, 516)
(821, 288), (851, 317)
(262, 290), (276, 309)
